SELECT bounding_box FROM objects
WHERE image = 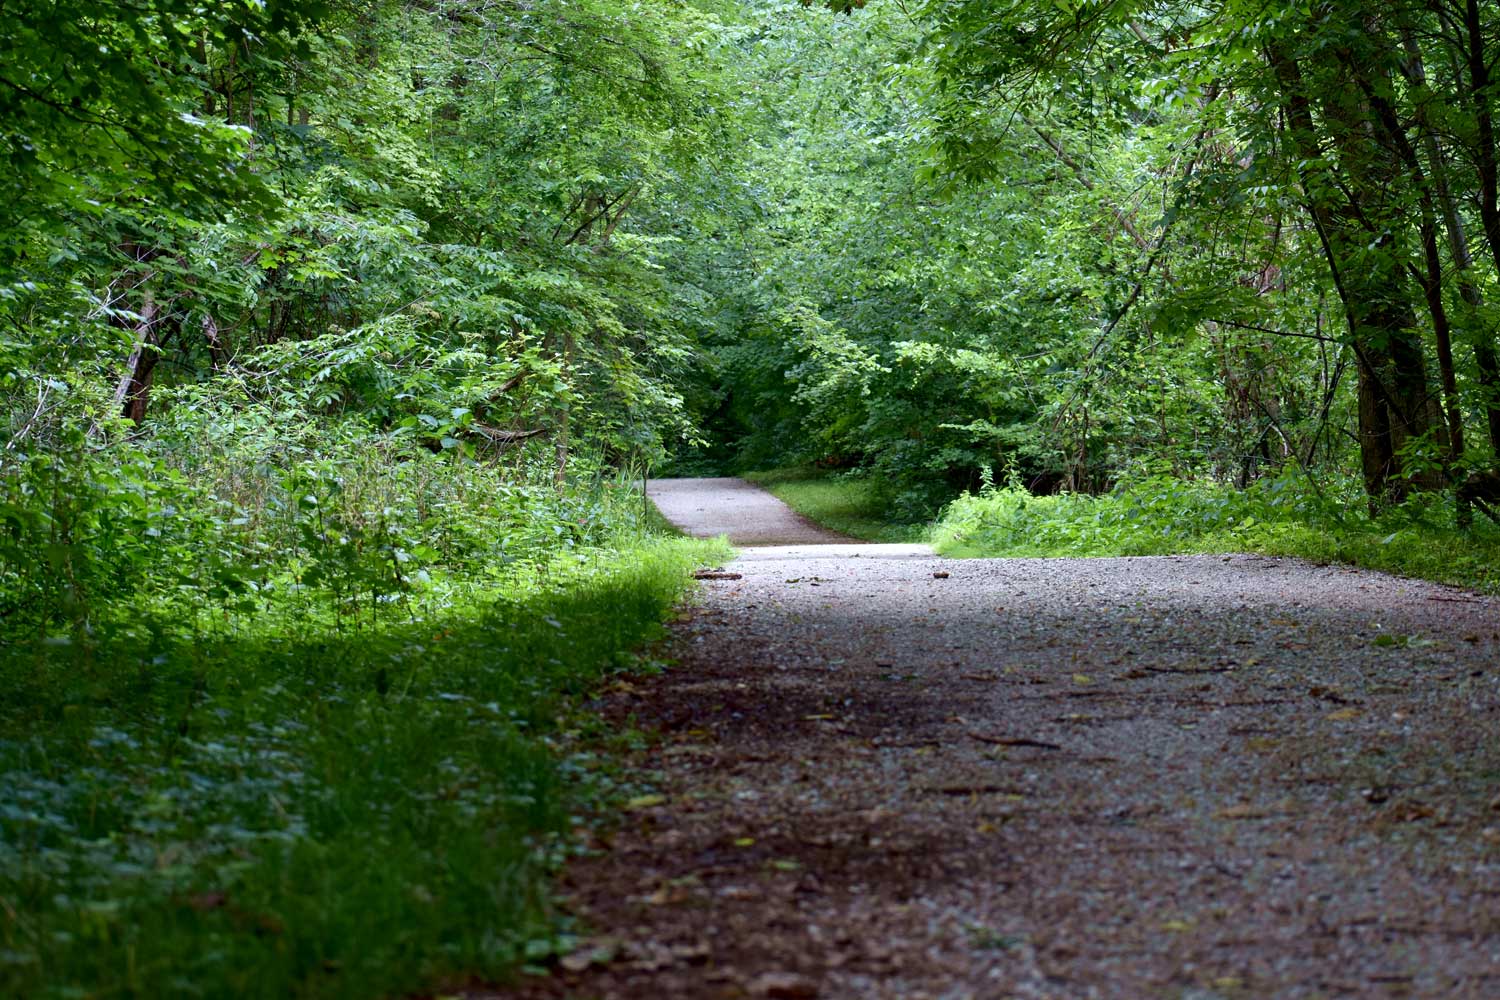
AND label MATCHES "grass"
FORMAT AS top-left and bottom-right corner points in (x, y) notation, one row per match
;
(932, 475), (1500, 594)
(742, 467), (928, 543)
(740, 464), (1500, 594)
(0, 533), (730, 1000)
